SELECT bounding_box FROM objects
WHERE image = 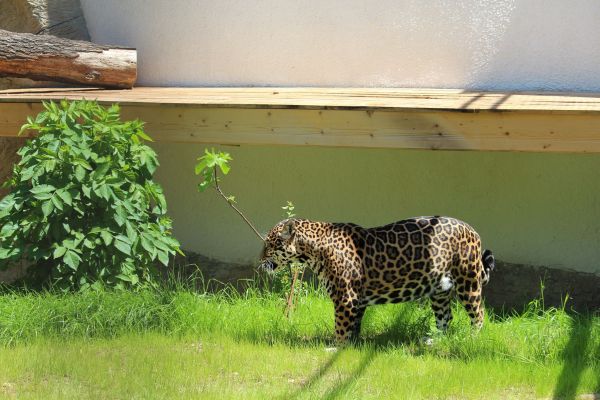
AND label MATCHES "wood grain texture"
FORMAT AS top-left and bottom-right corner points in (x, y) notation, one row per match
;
(1, 87), (600, 153)
(2, 87), (600, 112)
(0, 29), (136, 88)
